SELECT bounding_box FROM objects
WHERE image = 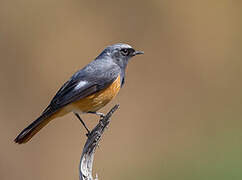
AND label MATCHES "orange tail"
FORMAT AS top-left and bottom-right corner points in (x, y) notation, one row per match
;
(14, 115), (54, 144)
(14, 106), (62, 144)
